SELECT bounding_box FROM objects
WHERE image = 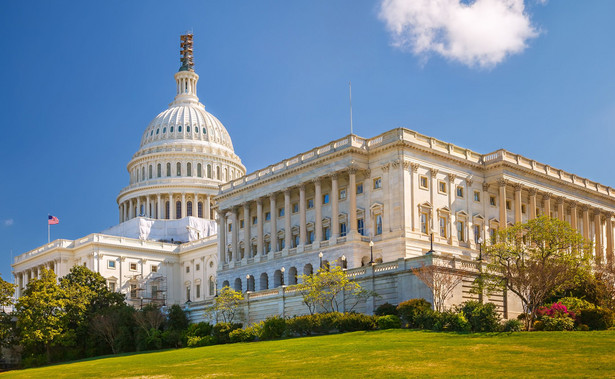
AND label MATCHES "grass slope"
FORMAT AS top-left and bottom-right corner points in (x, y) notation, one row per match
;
(3, 330), (614, 378)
